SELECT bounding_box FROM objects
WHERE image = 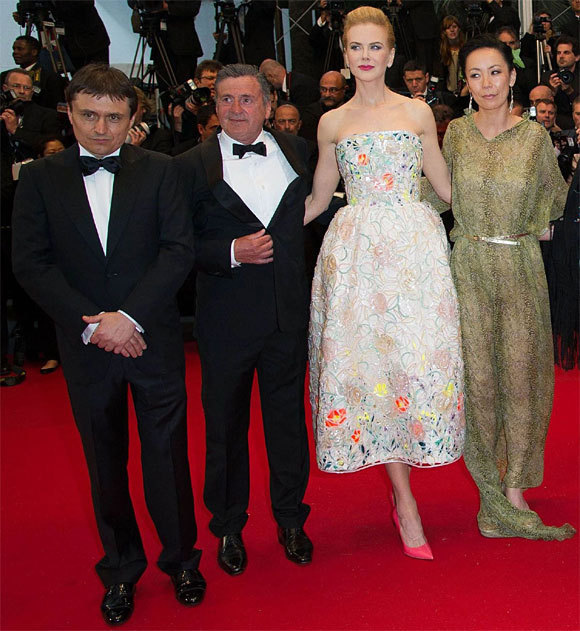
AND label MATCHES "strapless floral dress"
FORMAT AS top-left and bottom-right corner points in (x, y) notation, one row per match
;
(309, 130), (465, 472)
